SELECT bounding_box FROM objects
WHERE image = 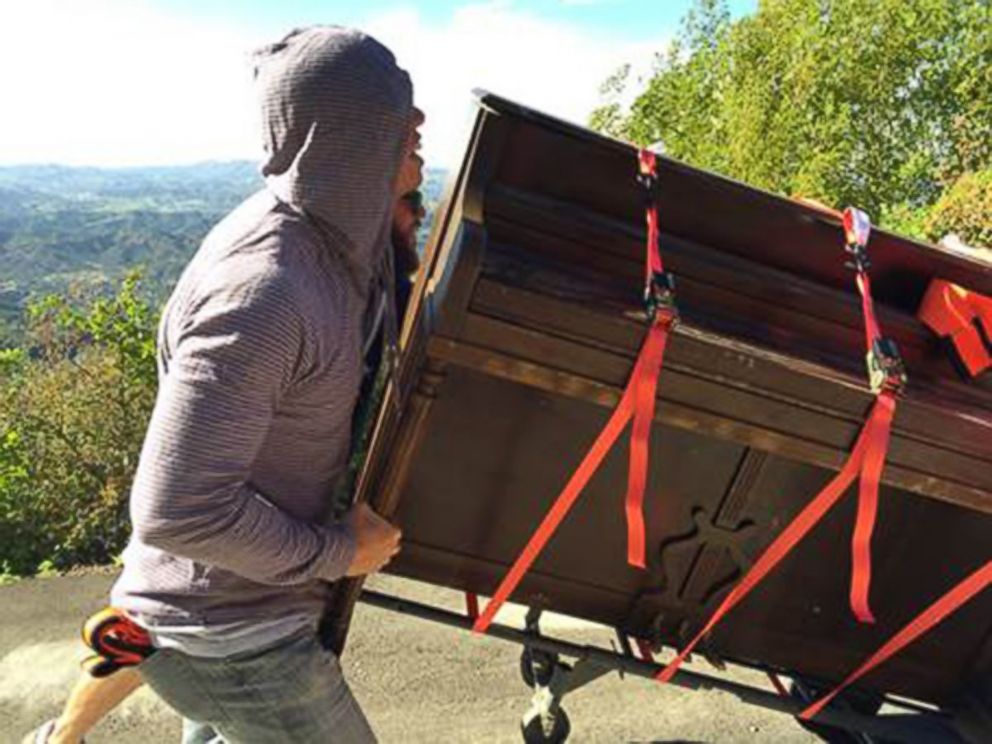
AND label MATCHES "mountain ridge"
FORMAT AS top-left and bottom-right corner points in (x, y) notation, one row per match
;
(0, 162), (448, 345)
